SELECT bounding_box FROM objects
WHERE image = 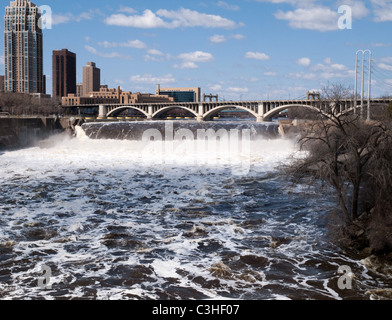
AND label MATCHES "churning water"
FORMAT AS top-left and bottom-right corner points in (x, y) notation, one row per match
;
(0, 121), (391, 300)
